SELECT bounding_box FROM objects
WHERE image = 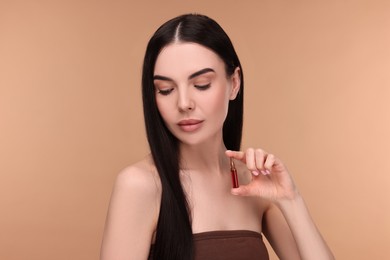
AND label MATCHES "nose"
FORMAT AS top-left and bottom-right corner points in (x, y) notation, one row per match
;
(177, 88), (194, 112)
